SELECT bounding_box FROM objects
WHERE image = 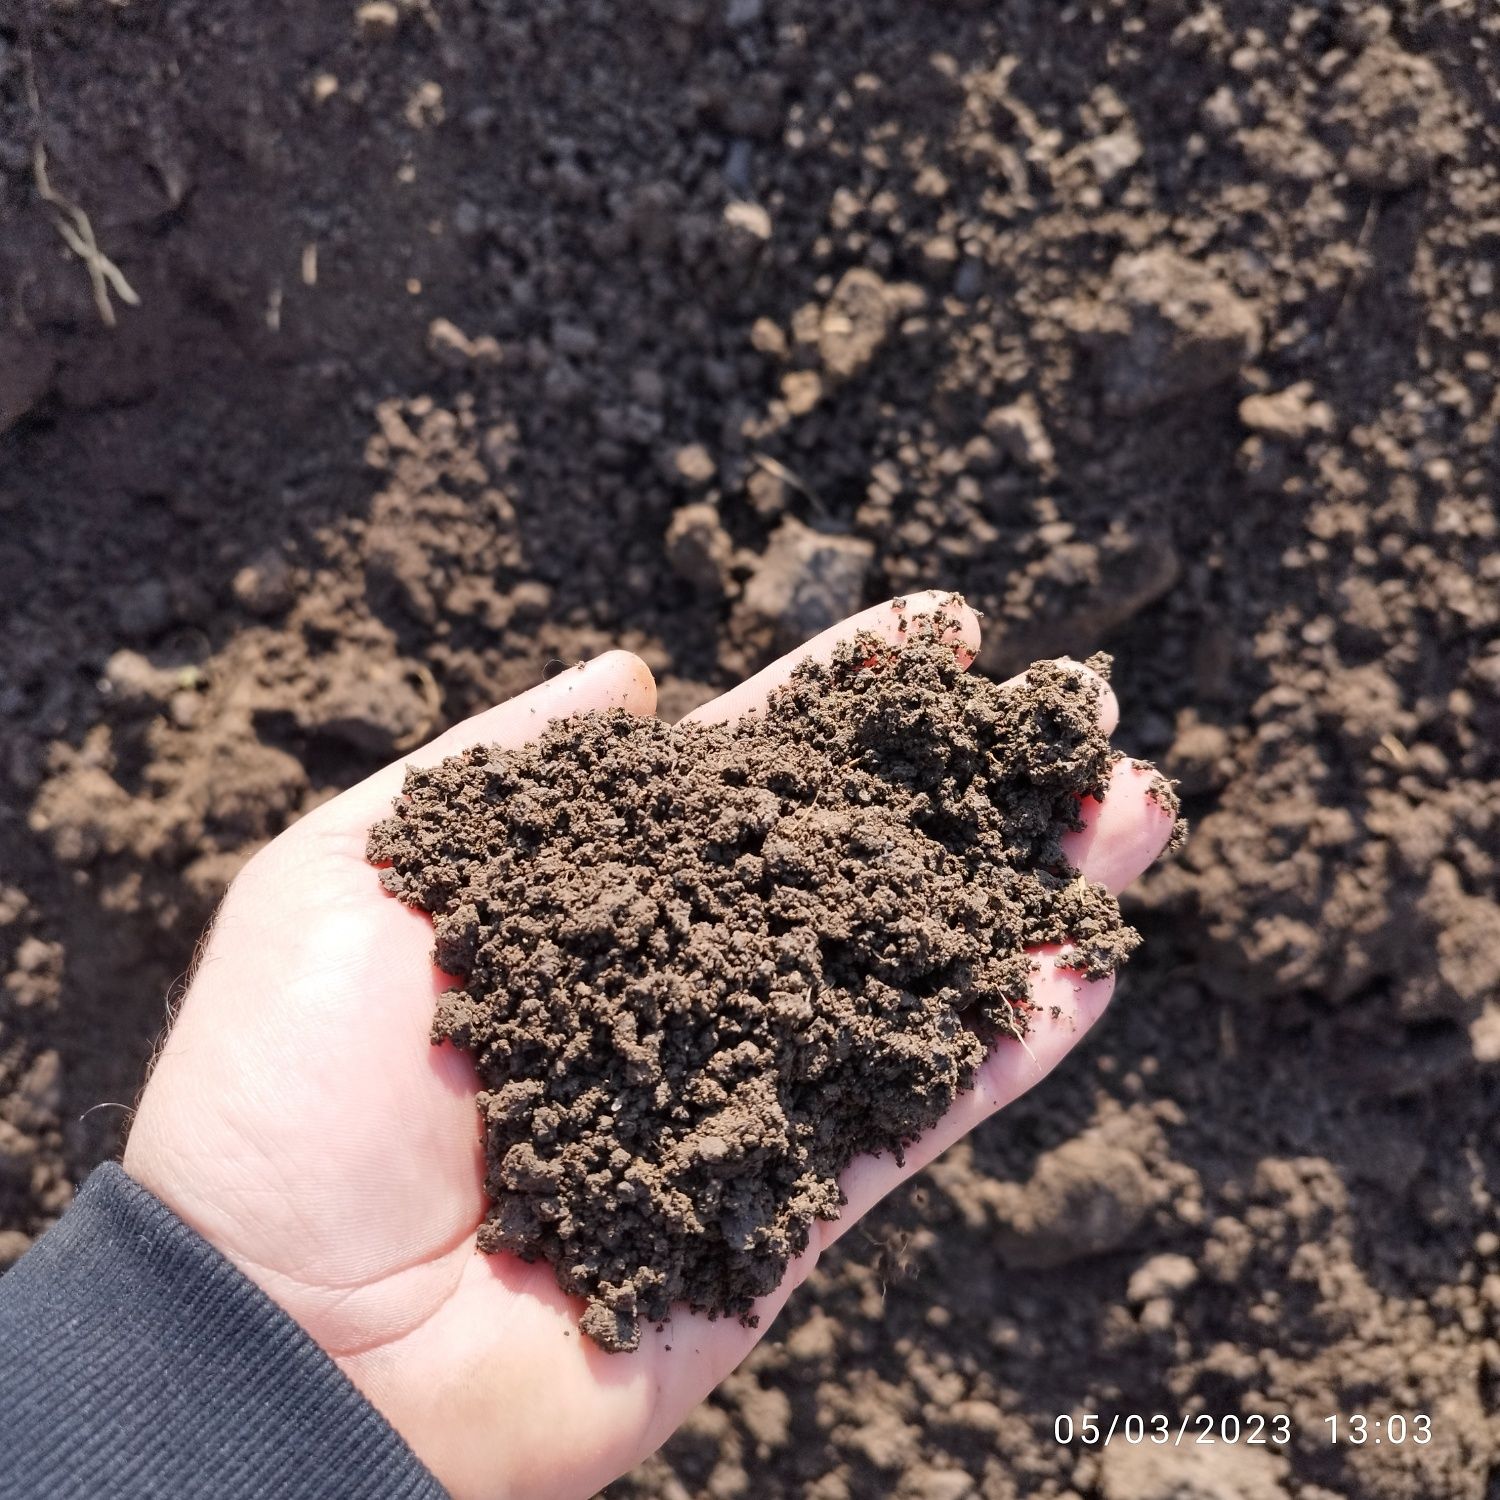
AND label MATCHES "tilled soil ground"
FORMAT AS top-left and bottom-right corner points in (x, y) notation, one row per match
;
(2, 2), (1498, 1496)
